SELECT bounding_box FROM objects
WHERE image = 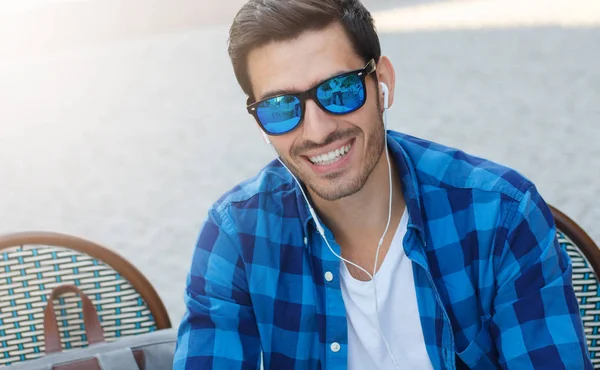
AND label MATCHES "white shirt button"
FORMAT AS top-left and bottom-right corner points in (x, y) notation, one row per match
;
(324, 271), (334, 282)
(330, 342), (341, 353)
